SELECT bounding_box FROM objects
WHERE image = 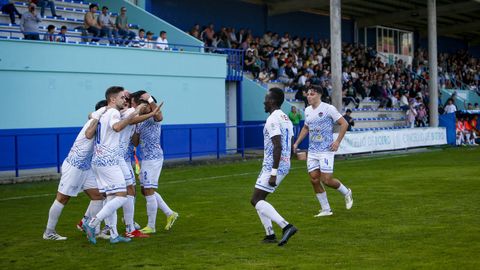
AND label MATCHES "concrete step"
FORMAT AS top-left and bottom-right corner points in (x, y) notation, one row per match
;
(352, 118), (407, 129)
(349, 109), (406, 119)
